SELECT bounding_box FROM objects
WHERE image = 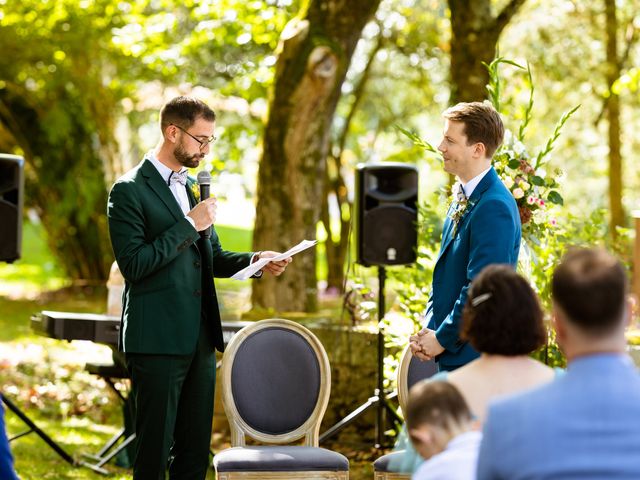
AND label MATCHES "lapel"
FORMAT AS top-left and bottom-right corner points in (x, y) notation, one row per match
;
(438, 167), (499, 257)
(186, 178), (197, 208)
(140, 159), (184, 222)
